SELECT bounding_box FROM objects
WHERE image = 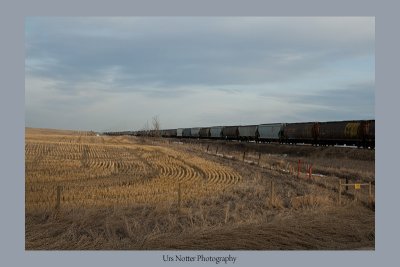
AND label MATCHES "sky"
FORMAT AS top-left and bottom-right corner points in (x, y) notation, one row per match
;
(25, 17), (375, 132)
